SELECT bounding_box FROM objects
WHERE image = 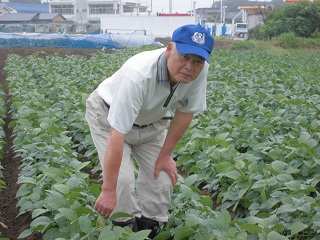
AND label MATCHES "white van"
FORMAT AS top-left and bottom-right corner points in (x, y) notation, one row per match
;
(234, 23), (248, 39)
